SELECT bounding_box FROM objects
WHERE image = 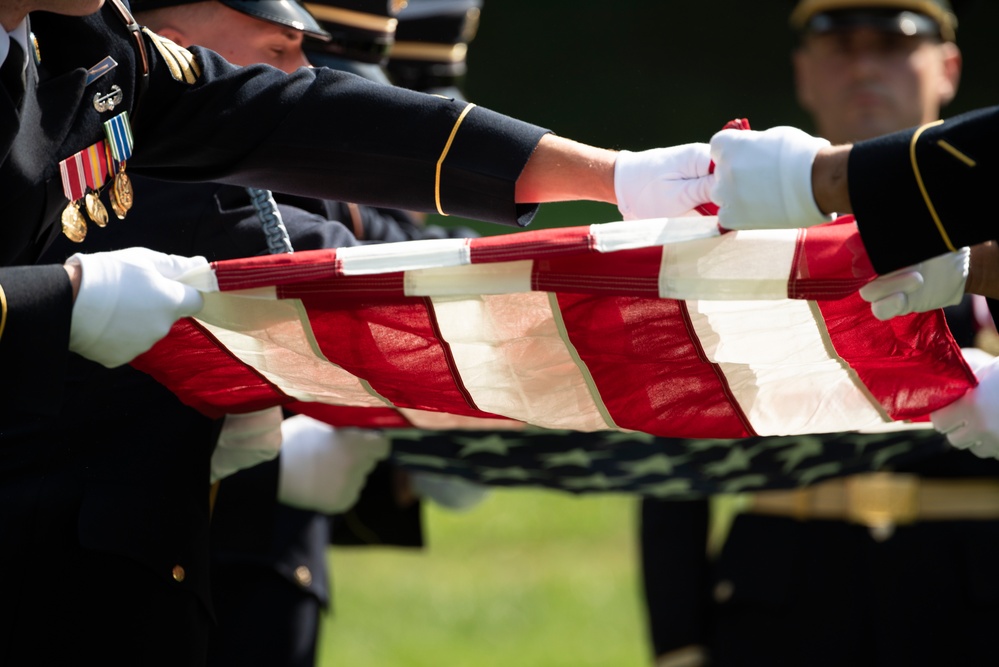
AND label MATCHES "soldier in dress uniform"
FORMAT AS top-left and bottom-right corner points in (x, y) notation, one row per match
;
(0, 1), (720, 664)
(641, 3), (999, 666)
(35, 2), (480, 666)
